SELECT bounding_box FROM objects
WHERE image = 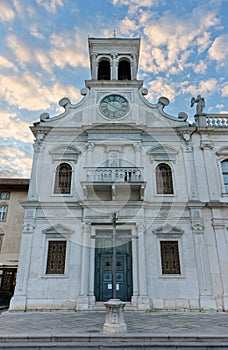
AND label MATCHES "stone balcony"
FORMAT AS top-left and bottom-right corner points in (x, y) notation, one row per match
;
(82, 167), (146, 201)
